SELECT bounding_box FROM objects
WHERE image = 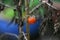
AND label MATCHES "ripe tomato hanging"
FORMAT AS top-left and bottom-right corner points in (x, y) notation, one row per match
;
(28, 16), (36, 24)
